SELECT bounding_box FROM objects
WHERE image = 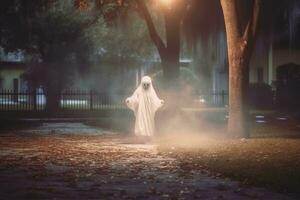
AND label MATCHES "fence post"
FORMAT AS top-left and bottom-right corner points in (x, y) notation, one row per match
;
(33, 88), (37, 111)
(90, 90), (93, 110)
(221, 90), (225, 106)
